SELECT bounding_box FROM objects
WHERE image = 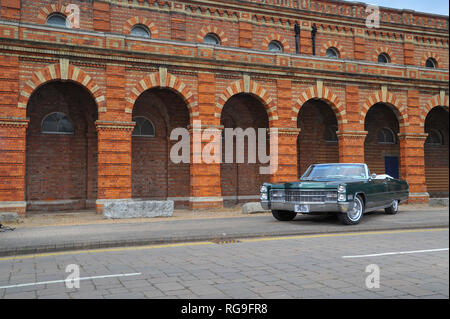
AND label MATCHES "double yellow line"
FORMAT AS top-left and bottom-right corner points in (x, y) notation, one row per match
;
(0, 227), (447, 262)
